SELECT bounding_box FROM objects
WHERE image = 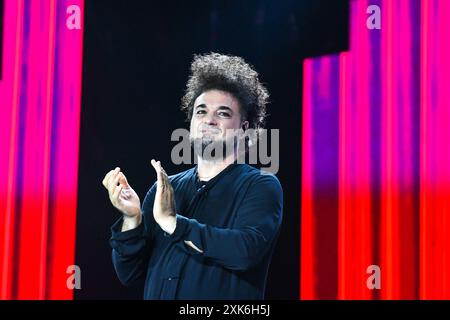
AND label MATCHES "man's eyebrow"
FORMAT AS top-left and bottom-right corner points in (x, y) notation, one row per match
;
(217, 106), (233, 112)
(194, 104), (233, 113)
